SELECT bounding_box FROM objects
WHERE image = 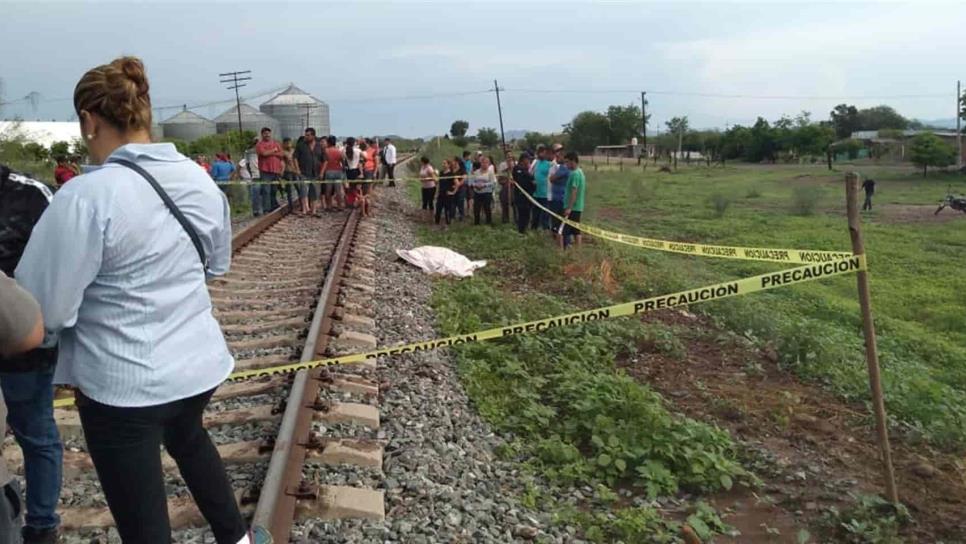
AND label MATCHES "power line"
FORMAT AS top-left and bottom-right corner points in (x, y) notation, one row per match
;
(502, 88), (949, 100)
(325, 89), (493, 104)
